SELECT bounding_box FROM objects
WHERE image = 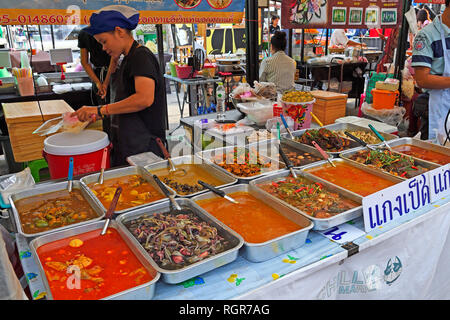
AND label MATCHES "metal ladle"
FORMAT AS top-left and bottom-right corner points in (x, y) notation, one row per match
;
(155, 137), (187, 177)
